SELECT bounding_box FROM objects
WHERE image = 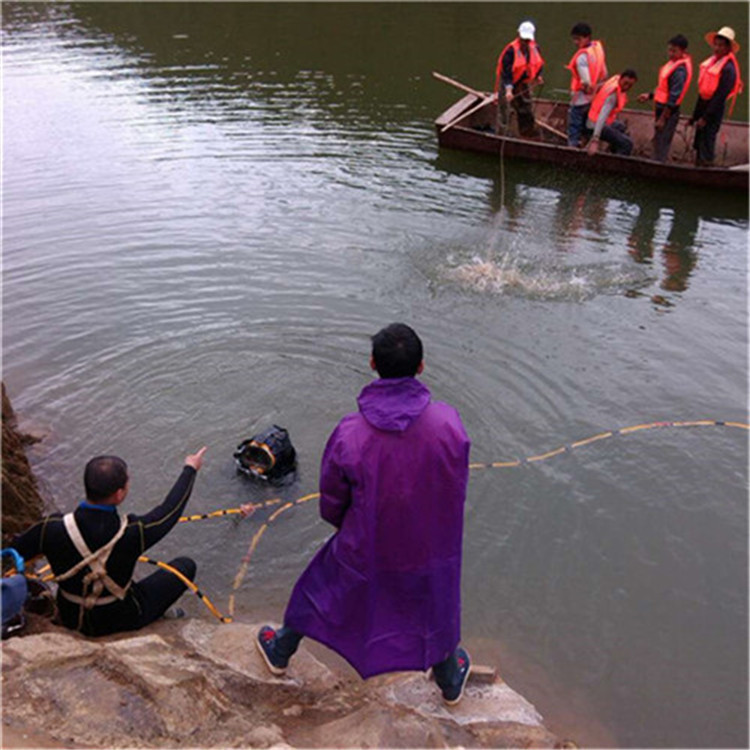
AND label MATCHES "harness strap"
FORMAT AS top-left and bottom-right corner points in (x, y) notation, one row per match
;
(58, 590), (121, 607)
(55, 513), (131, 627)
